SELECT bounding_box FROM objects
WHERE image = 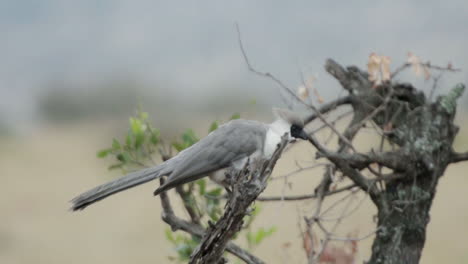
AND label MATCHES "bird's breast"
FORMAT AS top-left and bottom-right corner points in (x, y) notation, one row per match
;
(263, 129), (282, 158)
